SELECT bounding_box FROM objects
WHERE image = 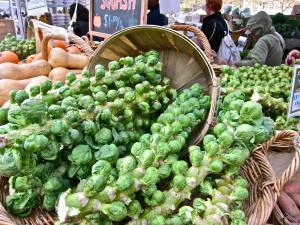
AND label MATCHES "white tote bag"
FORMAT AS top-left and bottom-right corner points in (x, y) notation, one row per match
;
(210, 20), (241, 63)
